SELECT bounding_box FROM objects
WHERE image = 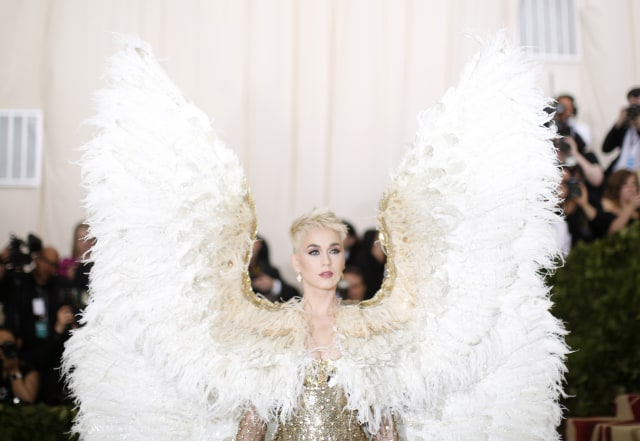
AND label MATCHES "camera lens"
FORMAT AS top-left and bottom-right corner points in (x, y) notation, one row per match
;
(0, 342), (18, 359)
